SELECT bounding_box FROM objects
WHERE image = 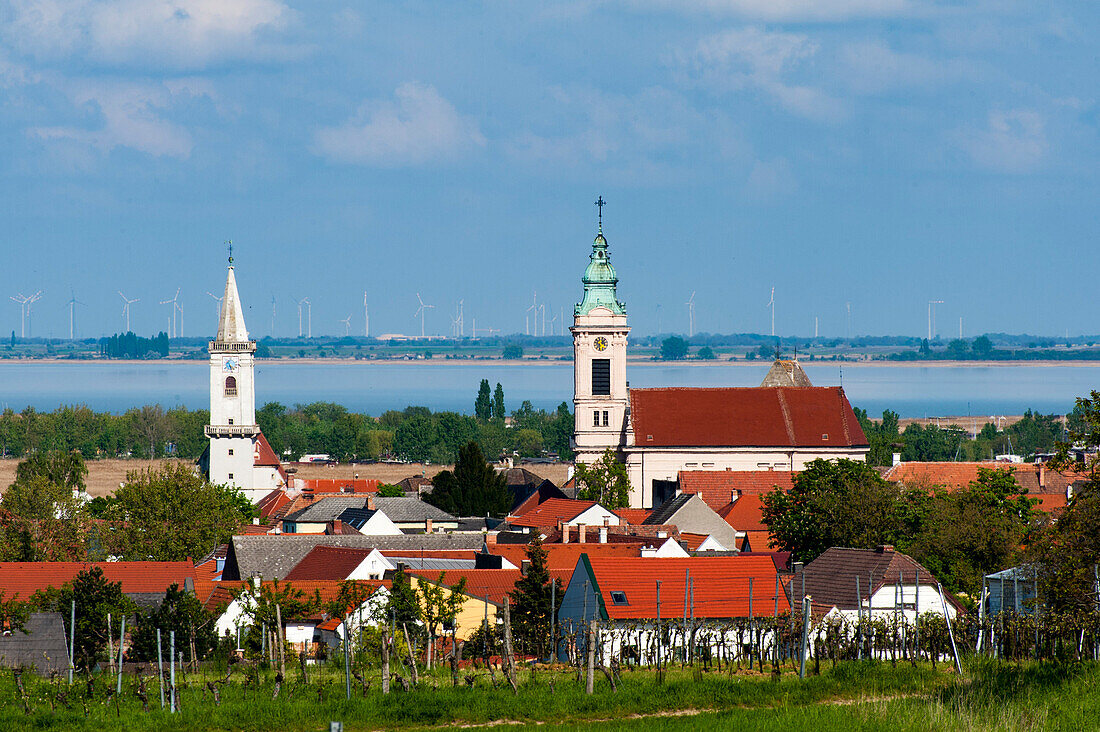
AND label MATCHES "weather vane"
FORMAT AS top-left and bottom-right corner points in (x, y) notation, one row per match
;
(595, 195), (606, 229)
(227, 240), (233, 265)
